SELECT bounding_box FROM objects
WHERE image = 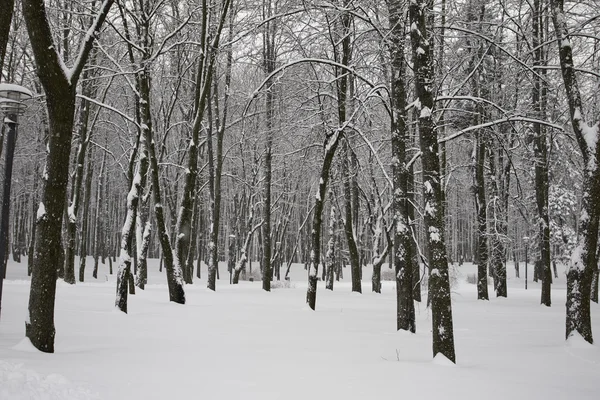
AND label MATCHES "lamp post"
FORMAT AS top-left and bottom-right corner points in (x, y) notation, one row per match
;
(523, 236), (530, 290)
(0, 83), (32, 320)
